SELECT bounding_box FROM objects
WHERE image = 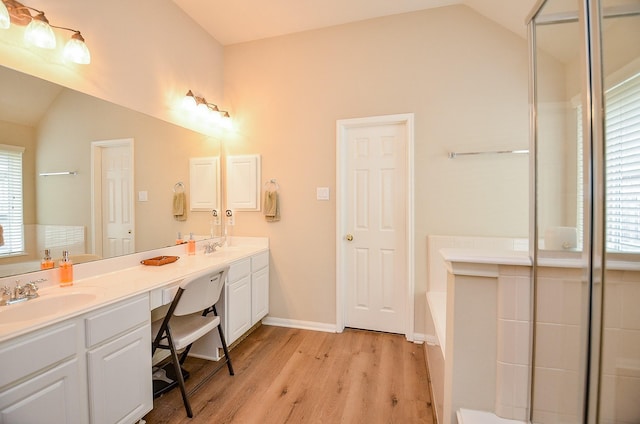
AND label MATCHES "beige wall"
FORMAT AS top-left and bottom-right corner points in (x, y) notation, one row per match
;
(222, 5), (531, 331)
